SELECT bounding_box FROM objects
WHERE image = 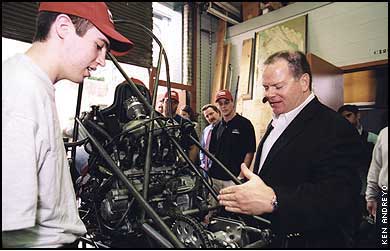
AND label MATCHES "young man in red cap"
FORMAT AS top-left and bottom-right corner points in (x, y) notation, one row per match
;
(2, 2), (132, 248)
(208, 89), (256, 203)
(162, 90), (199, 163)
(162, 90), (180, 118)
